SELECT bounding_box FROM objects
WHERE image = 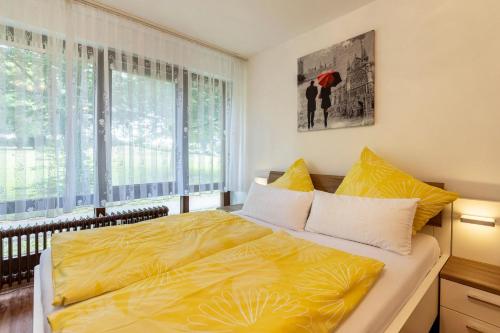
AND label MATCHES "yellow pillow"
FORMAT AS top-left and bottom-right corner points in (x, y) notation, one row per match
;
(269, 158), (314, 192)
(336, 147), (458, 233)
